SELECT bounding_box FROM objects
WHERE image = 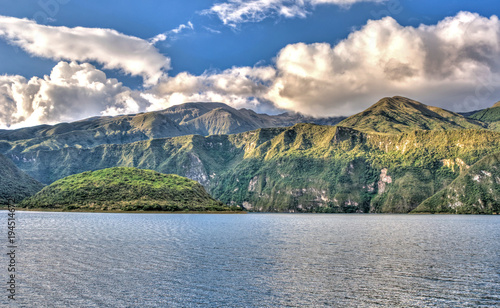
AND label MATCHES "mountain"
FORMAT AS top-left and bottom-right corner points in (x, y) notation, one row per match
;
(20, 167), (236, 212)
(0, 102), (345, 154)
(4, 96), (500, 213)
(413, 153), (500, 214)
(469, 101), (500, 131)
(338, 96), (485, 134)
(0, 153), (44, 205)
(9, 123), (500, 213)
